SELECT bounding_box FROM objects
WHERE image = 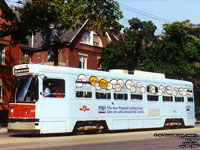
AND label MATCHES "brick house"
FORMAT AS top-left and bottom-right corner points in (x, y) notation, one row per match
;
(0, 9), (21, 126)
(21, 20), (119, 70)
